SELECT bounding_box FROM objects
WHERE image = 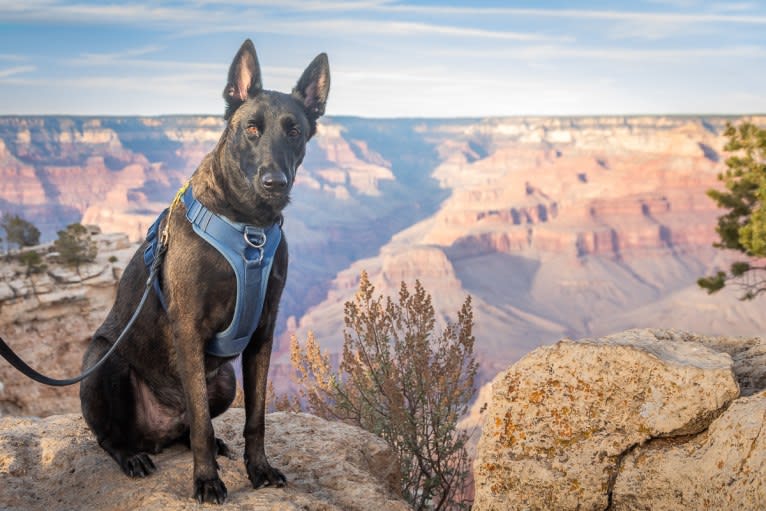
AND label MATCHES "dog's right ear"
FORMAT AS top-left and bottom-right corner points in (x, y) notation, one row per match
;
(223, 39), (263, 120)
